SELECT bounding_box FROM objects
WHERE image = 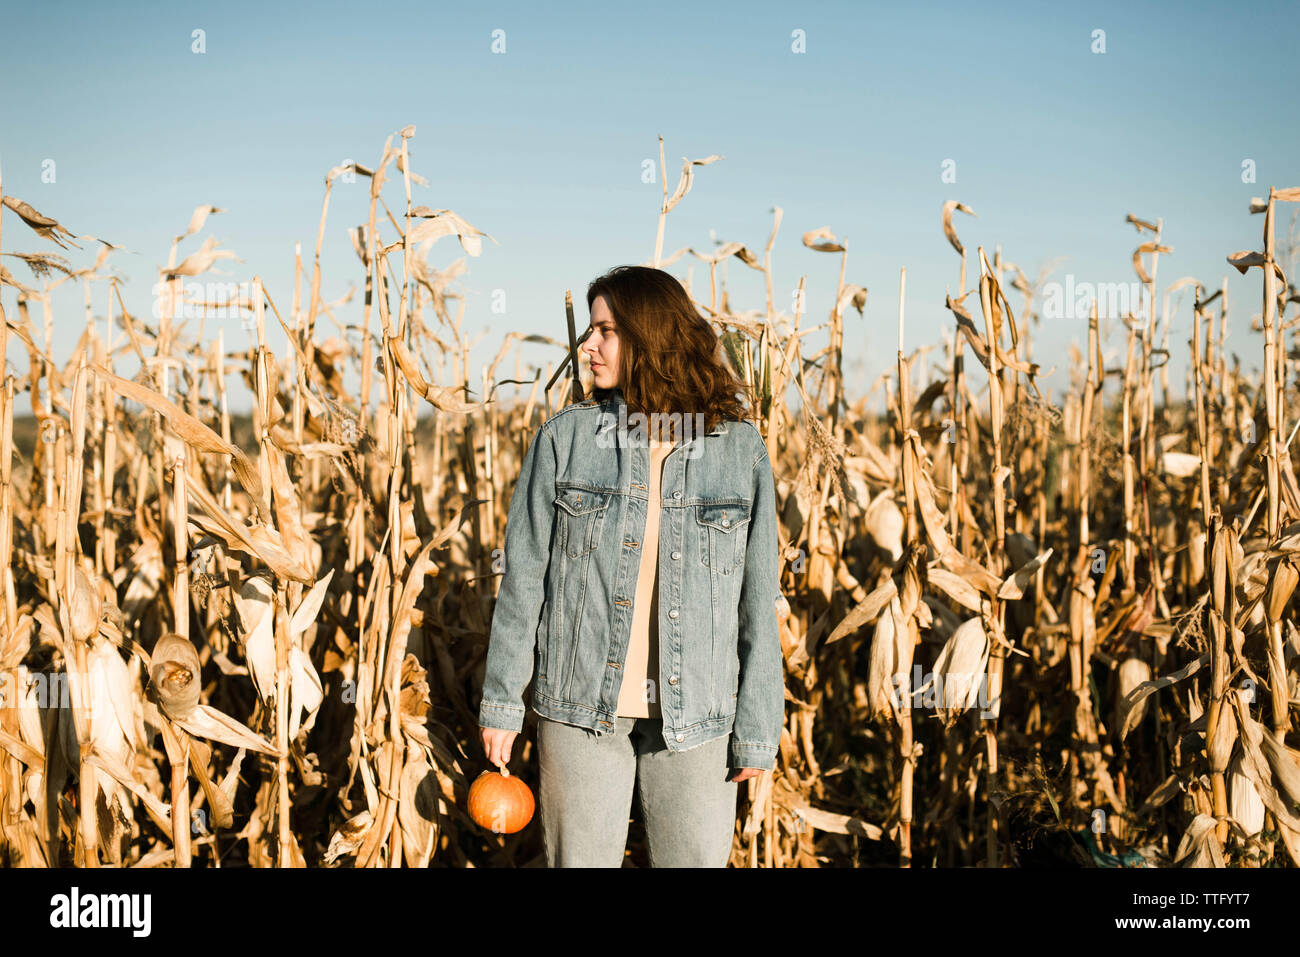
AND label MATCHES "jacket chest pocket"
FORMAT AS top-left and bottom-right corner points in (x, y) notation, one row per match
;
(555, 486), (612, 558)
(696, 502), (750, 574)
